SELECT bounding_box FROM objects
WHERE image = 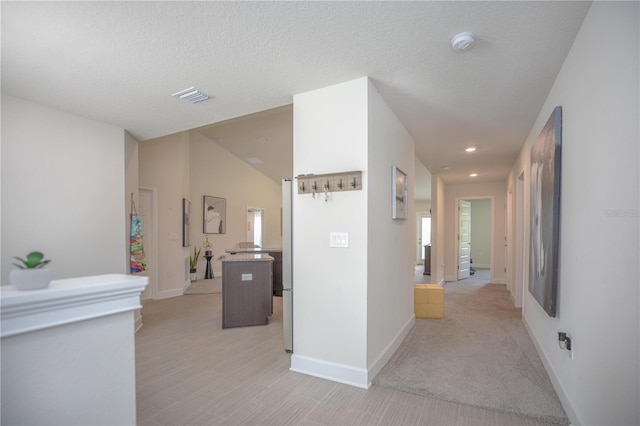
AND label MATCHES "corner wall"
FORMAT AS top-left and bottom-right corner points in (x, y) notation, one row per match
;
(508, 3), (639, 424)
(291, 77), (415, 387)
(1, 95), (127, 283)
